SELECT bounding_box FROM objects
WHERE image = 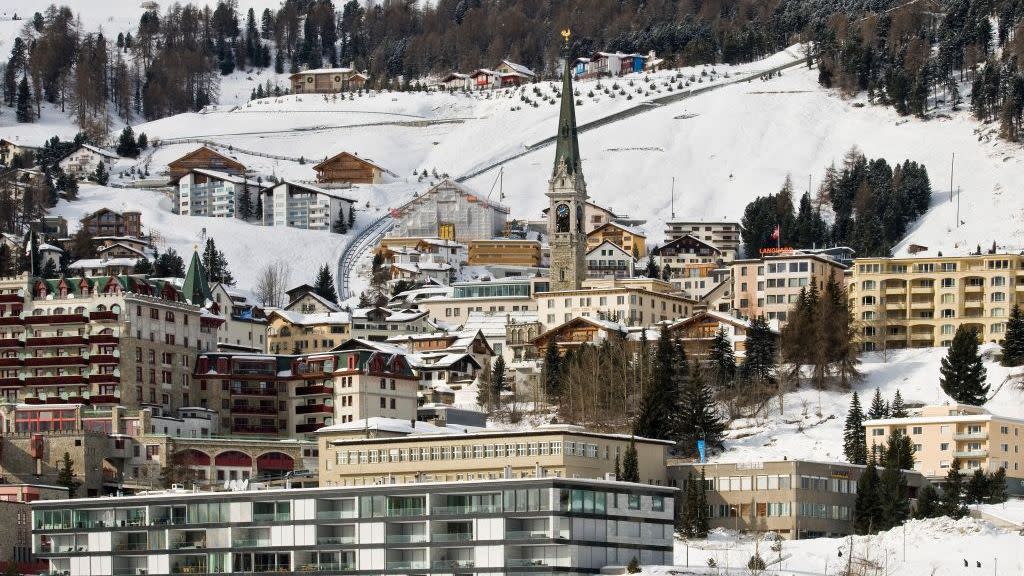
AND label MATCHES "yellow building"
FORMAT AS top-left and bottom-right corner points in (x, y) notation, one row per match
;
(266, 310), (351, 354)
(585, 222), (646, 258)
(849, 253), (1024, 349)
(318, 421), (671, 486)
(864, 404), (1024, 493)
(467, 239), (542, 267)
